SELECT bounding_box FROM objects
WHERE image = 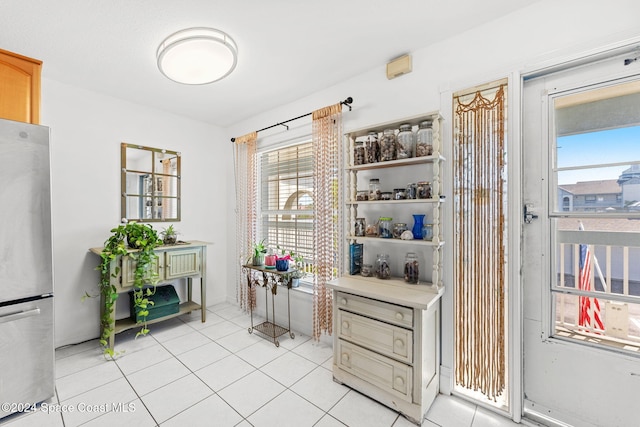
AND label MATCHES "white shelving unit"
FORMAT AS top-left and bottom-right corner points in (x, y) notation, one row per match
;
(344, 112), (444, 287)
(327, 112), (445, 425)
